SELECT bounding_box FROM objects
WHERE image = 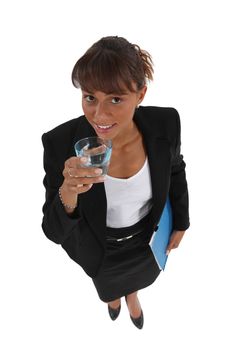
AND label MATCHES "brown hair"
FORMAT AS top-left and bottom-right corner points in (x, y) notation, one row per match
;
(71, 36), (154, 94)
